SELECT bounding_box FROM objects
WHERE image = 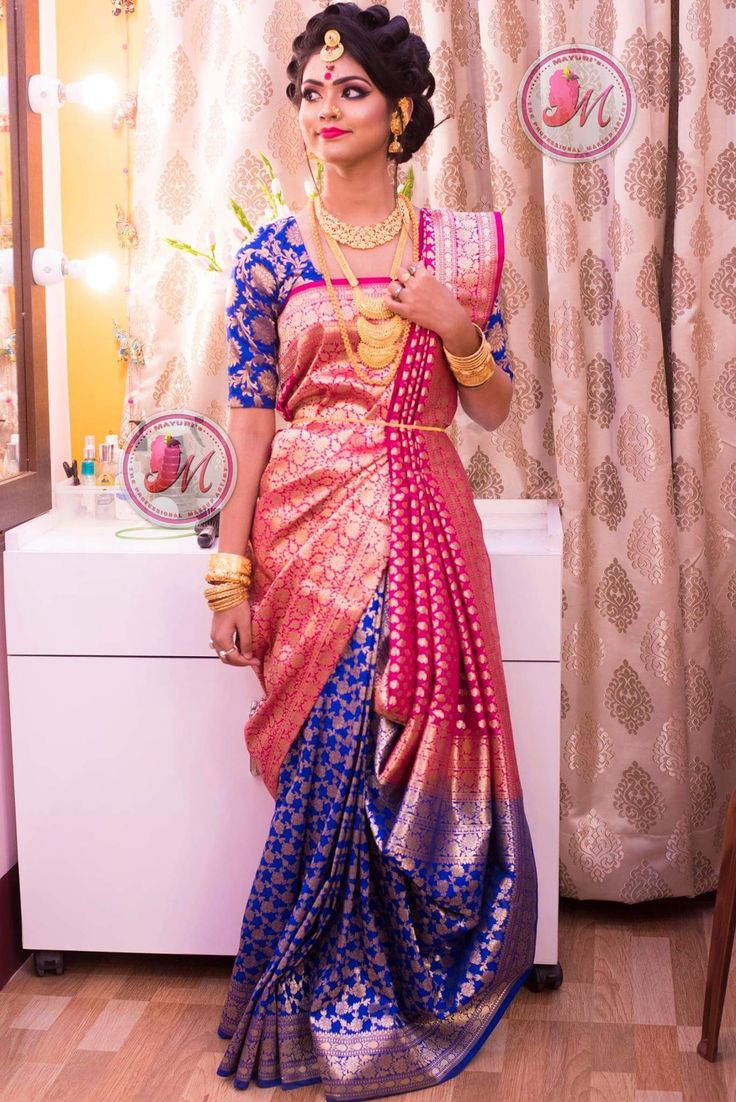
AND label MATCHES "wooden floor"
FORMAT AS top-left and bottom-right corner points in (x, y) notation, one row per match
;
(0, 894), (734, 1101)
